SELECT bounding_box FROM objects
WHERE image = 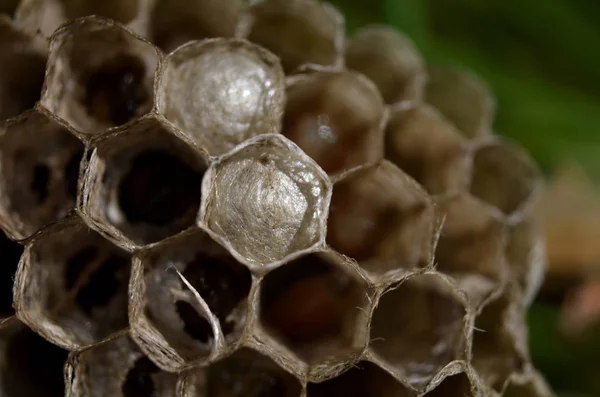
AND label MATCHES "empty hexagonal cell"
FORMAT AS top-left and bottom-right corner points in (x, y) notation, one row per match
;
(0, 110), (84, 240)
(369, 273), (468, 387)
(81, 117), (207, 250)
(156, 39), (285, 155)
(0, 17), (46, 121)
(241, 0), (343, 73)
(130, 229), (252, 371)
(181, 348), (302, 397)
(16, 0), (144, 39)
(13, 216), (130, 350)
(66, 331), (178, 397)
(283, 70), (386, 175)
(422, 372), (479, 397)
(425, 65), (495, 139)
(327, 162), (435, 278)
(0, 318), (68, 397)
(385, 104), (469, 194)
(470, 138), (542, 219)
(199, 134), (331, 270)
(472, 289), (528, 392)
(148, 0), (241, 52)
(503, 370), (554, 397)
(307, 361), (413, 397)
(0, 230), (23, 319)
(435, 194), (508, 304)
(506, 217), (546, 305)
(346, 25), (425, 105)
(41, 17), (159, 136)
(259, 251), (370, 365)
